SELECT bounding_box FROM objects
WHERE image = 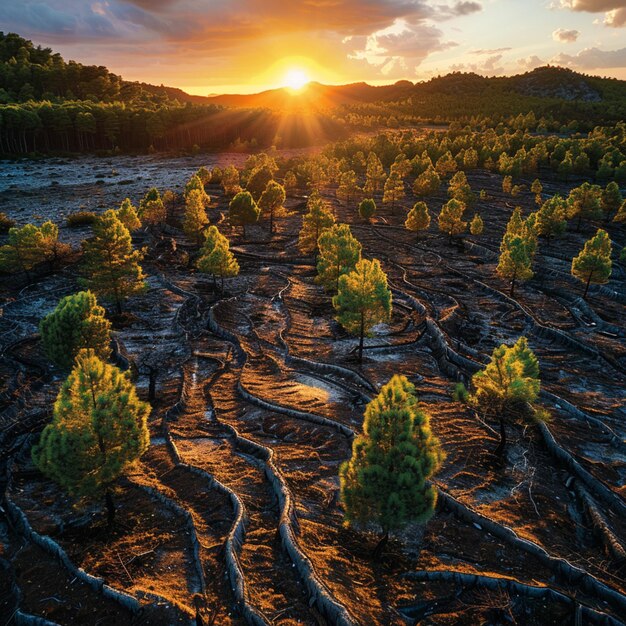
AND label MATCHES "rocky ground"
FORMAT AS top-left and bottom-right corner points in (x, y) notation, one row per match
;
(0, 162), (625, 625)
